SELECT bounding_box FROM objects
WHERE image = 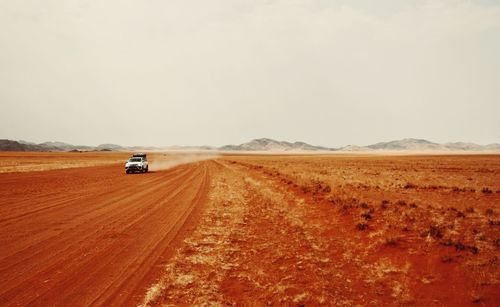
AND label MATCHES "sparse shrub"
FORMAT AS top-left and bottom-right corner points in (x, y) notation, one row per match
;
(357, 223), (368, 231)
(396, 200), (407, 206)
(455, 242), (466, 251)
(457, 211), (465, 218)
(472, 297), (482, 304)
(312, 180), (322, 188)
(494, 239), (500, 248)
(340, 204), (353, 213)
(301, 186), (311, 194)
(361, 212), (372, 220)
(489, 220), (500, 226)
(466, 207), (475, 213)
(410, 203), (417, 208)
(469, 246), (479, 255)
(385, 237), (400, 247)
(485, 208), (494, 215)
(428, 226), (443, 239)
(322, 185), (331, 193)
(380, 200), (390, 209)
(482, 187), (493, 194)
(404, 182), (416, 189)
(360, 202), (369, 209)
